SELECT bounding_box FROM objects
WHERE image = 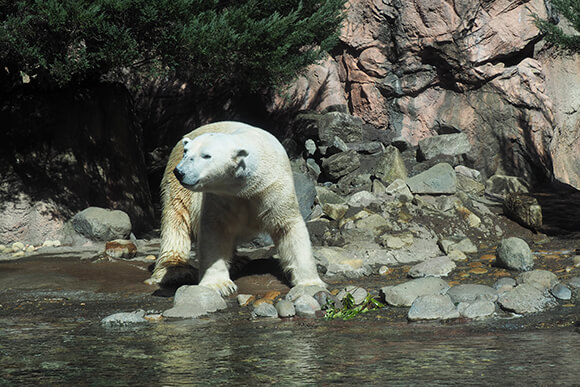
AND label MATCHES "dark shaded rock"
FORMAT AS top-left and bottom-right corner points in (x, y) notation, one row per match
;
(502, 193), (542, 231)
